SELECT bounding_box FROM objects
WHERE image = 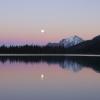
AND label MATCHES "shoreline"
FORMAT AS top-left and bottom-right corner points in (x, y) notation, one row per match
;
(0, 54), (99, 57)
